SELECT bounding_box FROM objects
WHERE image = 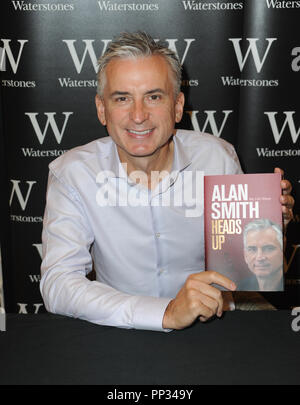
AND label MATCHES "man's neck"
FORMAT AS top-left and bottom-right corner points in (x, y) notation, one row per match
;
(117, 138), (174, 190)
